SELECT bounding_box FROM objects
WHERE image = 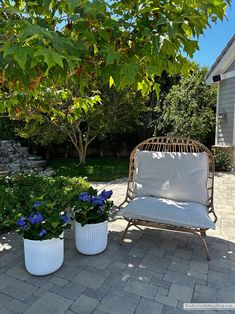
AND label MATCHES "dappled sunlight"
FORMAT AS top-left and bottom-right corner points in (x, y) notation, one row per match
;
(159, 198), (188, 209)
(123, 238), (133, 243)
(0, 242), (12, 252)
